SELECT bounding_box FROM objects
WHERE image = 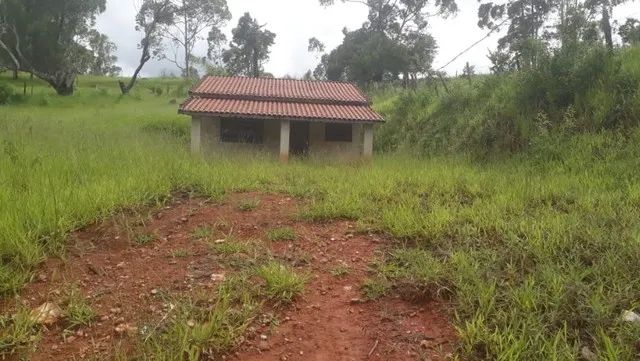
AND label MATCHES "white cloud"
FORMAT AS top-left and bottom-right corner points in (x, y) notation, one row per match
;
(96, 0), (639, 78)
